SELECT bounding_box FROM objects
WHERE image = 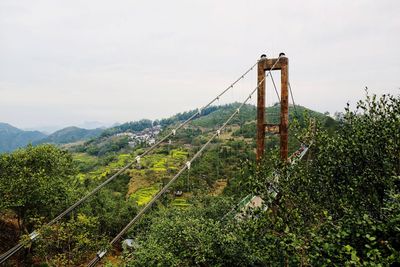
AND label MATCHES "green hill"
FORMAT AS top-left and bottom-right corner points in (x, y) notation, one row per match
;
(0, 123), (47, 152)
(36, 126), (104, 145)
(71, 103), (334, 156)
